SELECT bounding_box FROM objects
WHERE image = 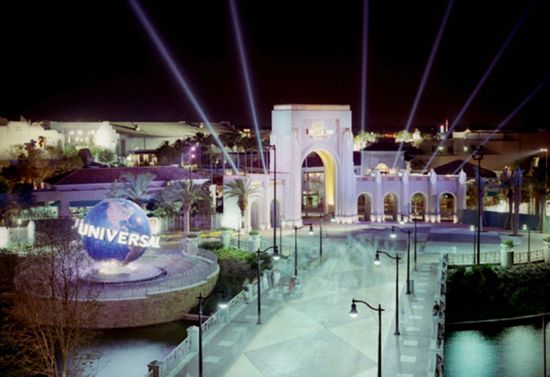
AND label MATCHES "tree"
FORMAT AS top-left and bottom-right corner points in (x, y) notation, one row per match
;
(224, 178), (259, 229)
(166, 180), (206, 233)
(105, 172), (155, 207)
(1, 222), (100, 376)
